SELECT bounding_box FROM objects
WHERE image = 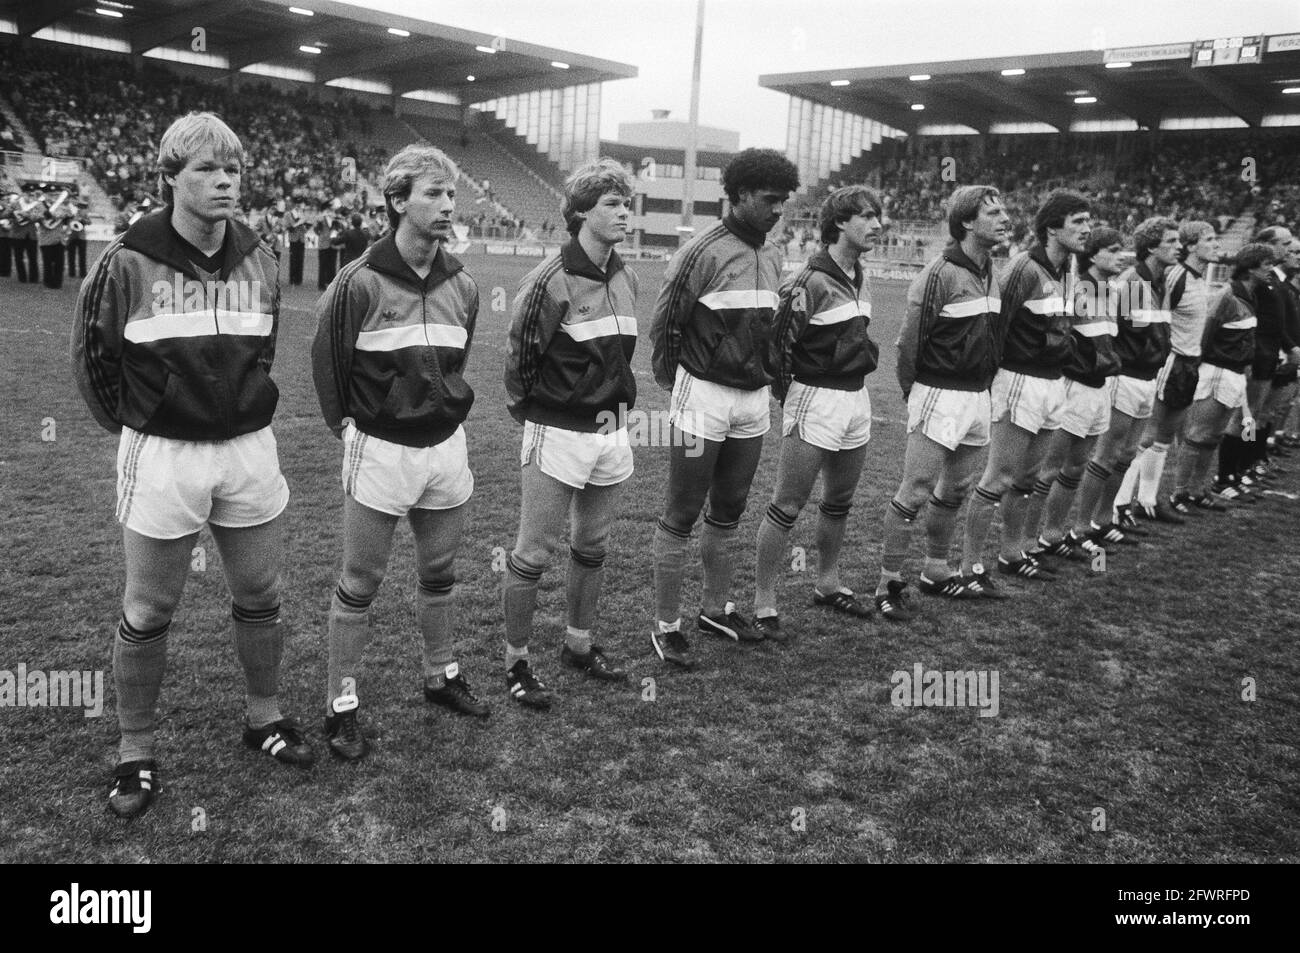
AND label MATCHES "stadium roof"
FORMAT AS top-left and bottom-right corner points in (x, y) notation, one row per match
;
(0, 0), (637, 102)
(760, 34), (1300, 135)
